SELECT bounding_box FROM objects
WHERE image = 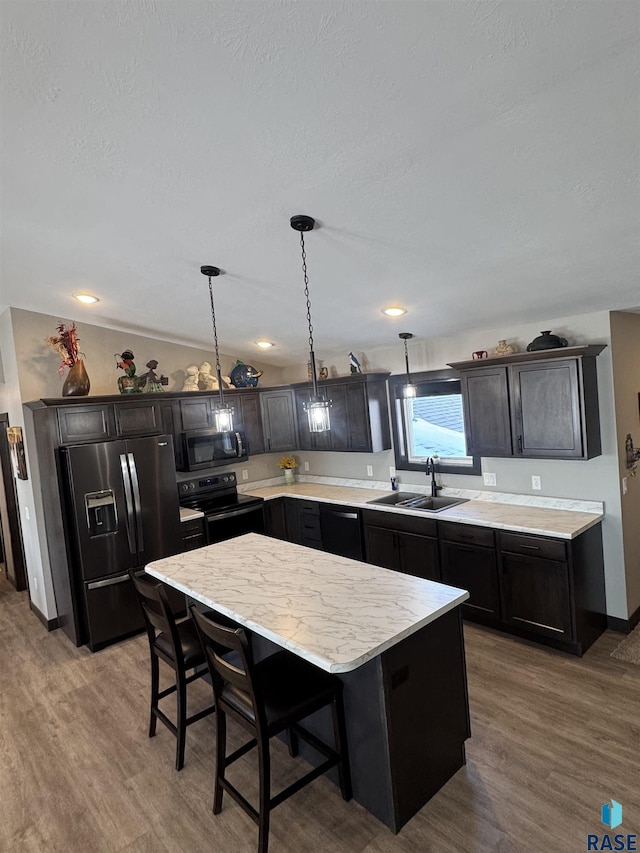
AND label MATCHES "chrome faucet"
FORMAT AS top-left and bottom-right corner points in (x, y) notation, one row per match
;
(426, 457), (443, 497)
